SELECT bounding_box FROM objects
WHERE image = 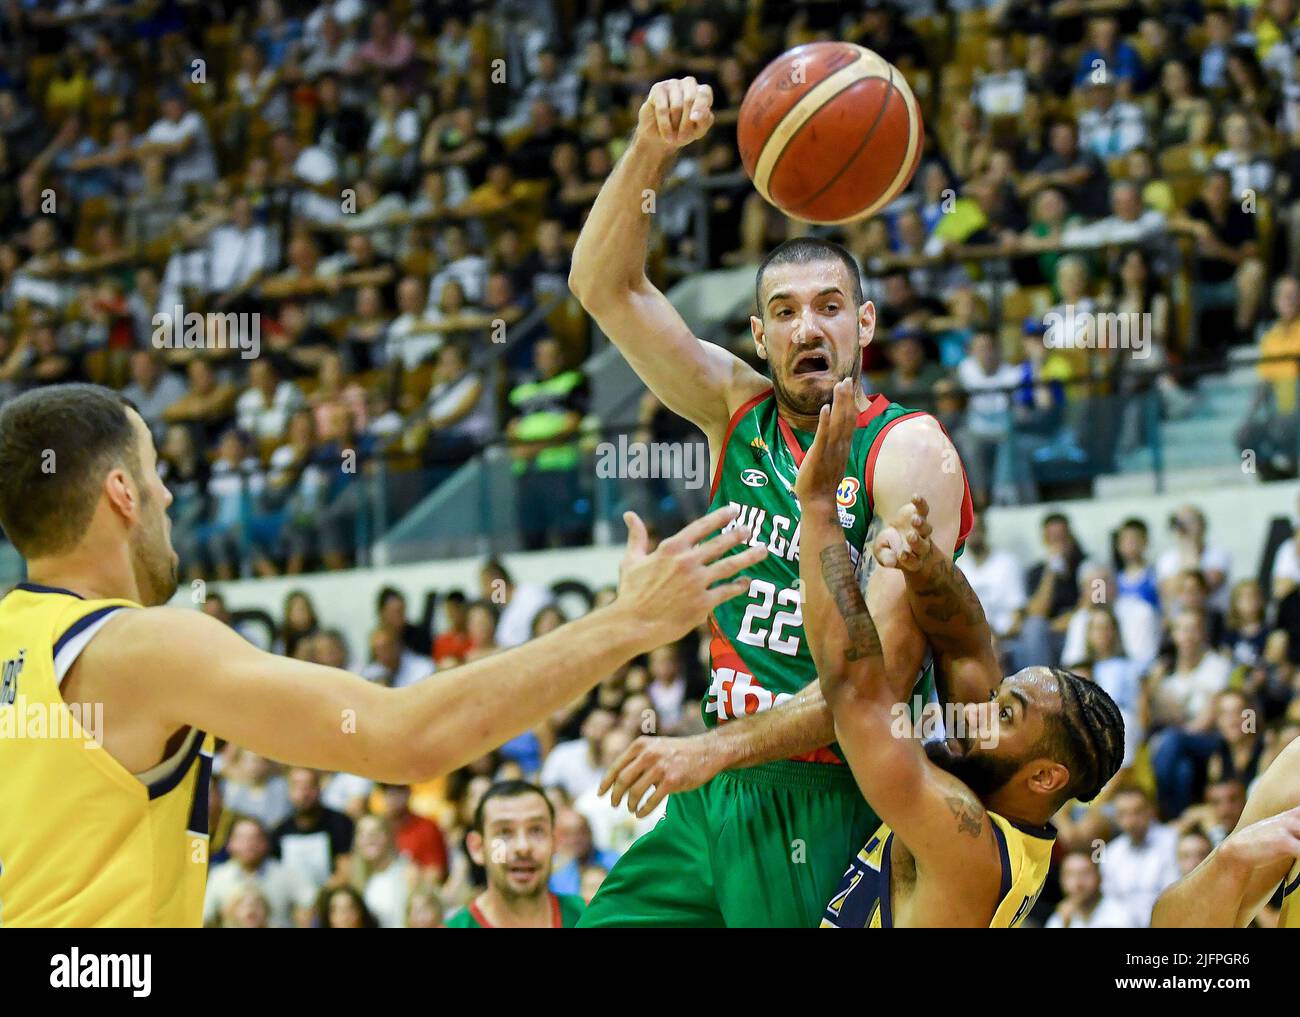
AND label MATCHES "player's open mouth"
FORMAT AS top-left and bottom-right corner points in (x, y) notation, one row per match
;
(792, 352), (831, 376)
